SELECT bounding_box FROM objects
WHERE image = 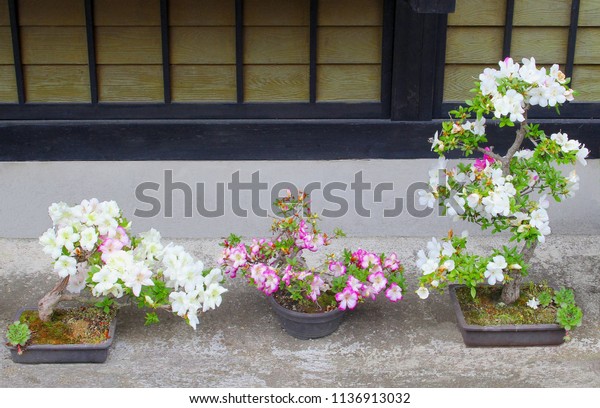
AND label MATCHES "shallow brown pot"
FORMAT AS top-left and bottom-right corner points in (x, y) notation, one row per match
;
(267, 295), (345, 340)
(5, 307), (117, 364)
(449, 285), (566, 347)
